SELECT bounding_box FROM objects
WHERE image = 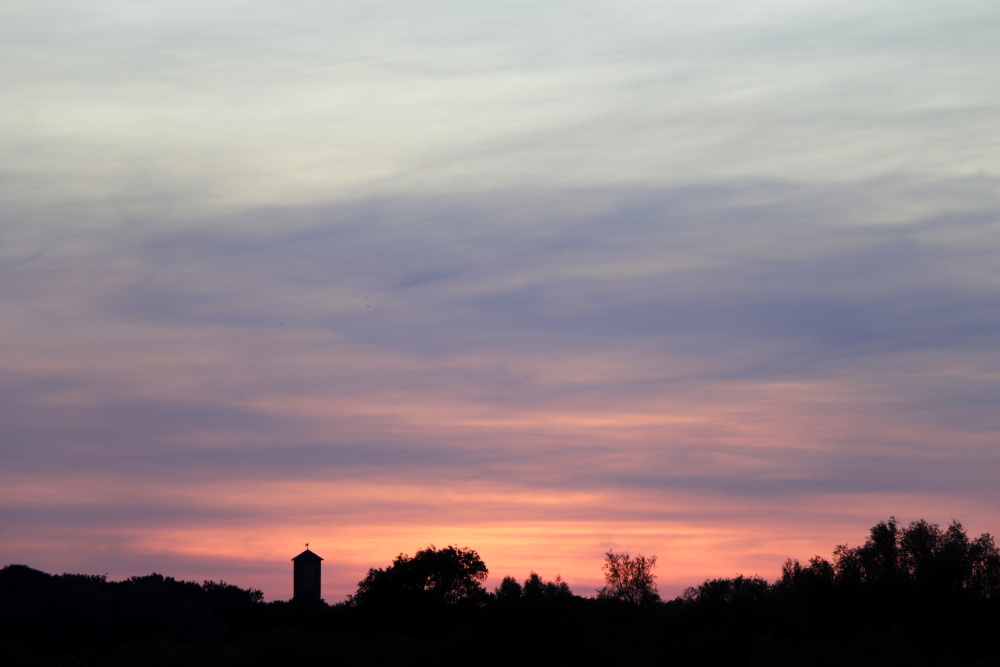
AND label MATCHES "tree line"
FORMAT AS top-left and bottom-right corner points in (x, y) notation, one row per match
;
(3, 517), (1000, 665)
